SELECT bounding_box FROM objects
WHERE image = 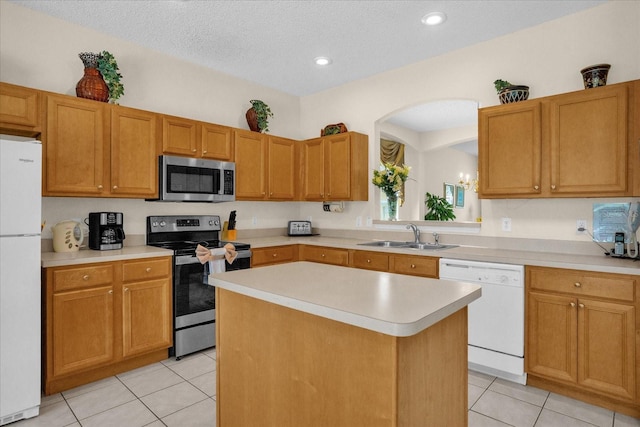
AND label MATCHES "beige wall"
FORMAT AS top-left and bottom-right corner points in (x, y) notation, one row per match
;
(1, 1), (639, 242)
